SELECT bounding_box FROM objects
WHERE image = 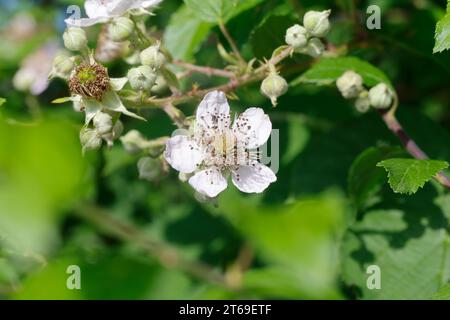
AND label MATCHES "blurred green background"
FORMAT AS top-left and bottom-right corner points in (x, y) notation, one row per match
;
(1, 0), (450, 300)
